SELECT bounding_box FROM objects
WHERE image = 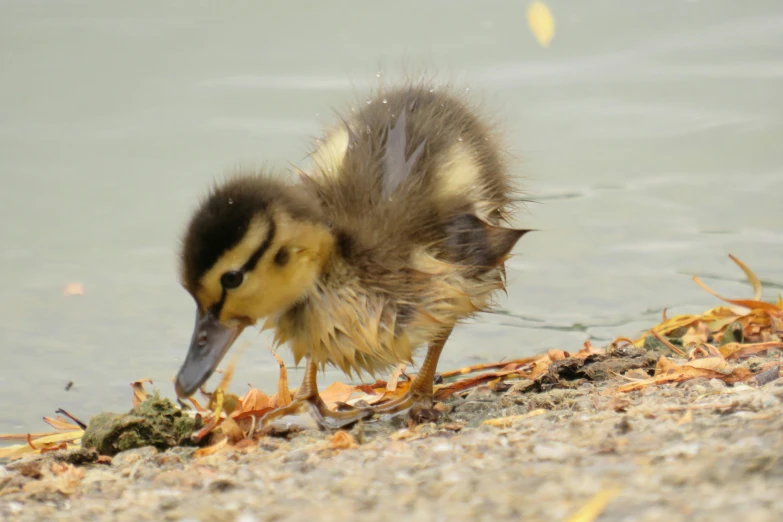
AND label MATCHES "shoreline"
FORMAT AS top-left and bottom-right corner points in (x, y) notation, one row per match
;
(2, 348), (782, 522)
